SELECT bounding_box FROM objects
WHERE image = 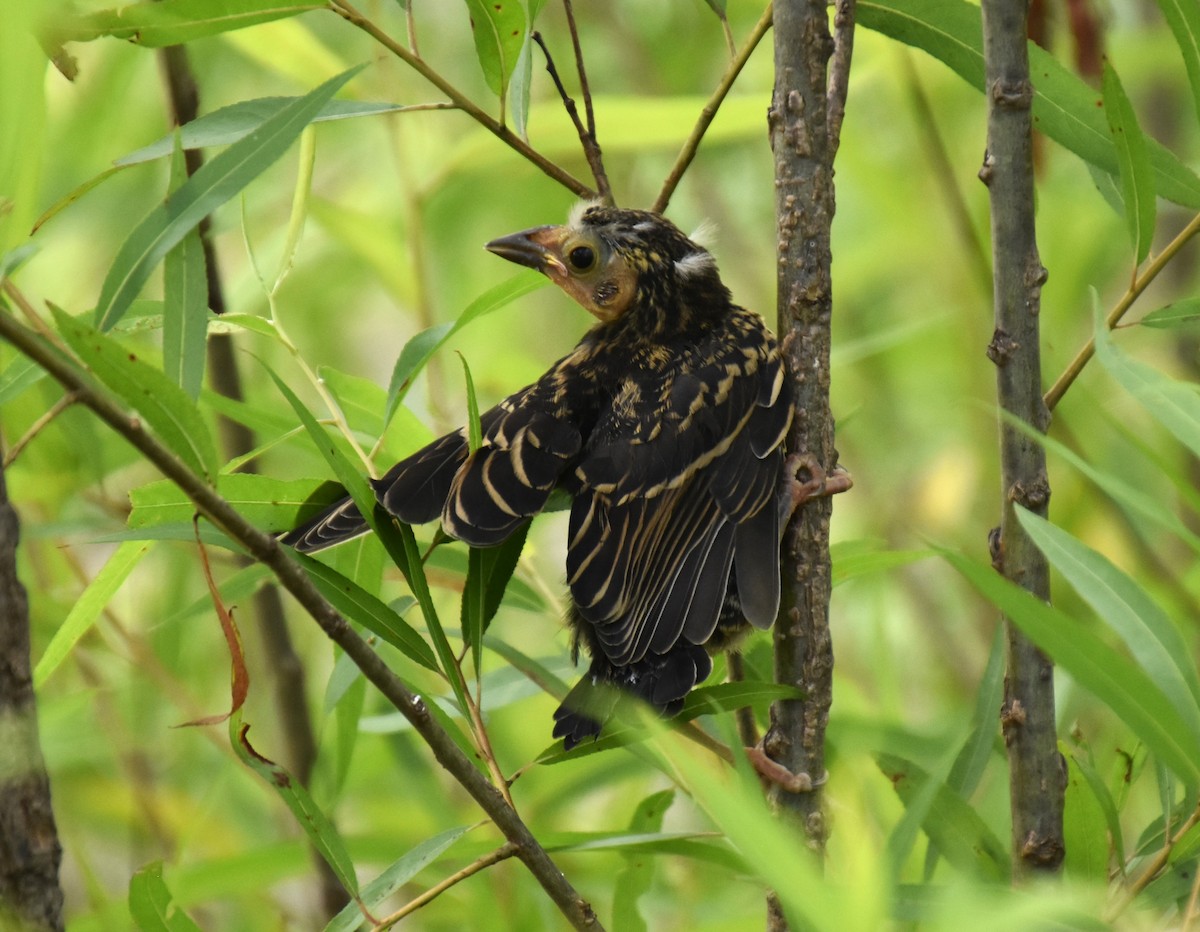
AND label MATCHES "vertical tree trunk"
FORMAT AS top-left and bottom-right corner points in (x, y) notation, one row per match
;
(766, 4), (839, 926)
(0, 460), (64, 931)
(979, 0), (1065, 875)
